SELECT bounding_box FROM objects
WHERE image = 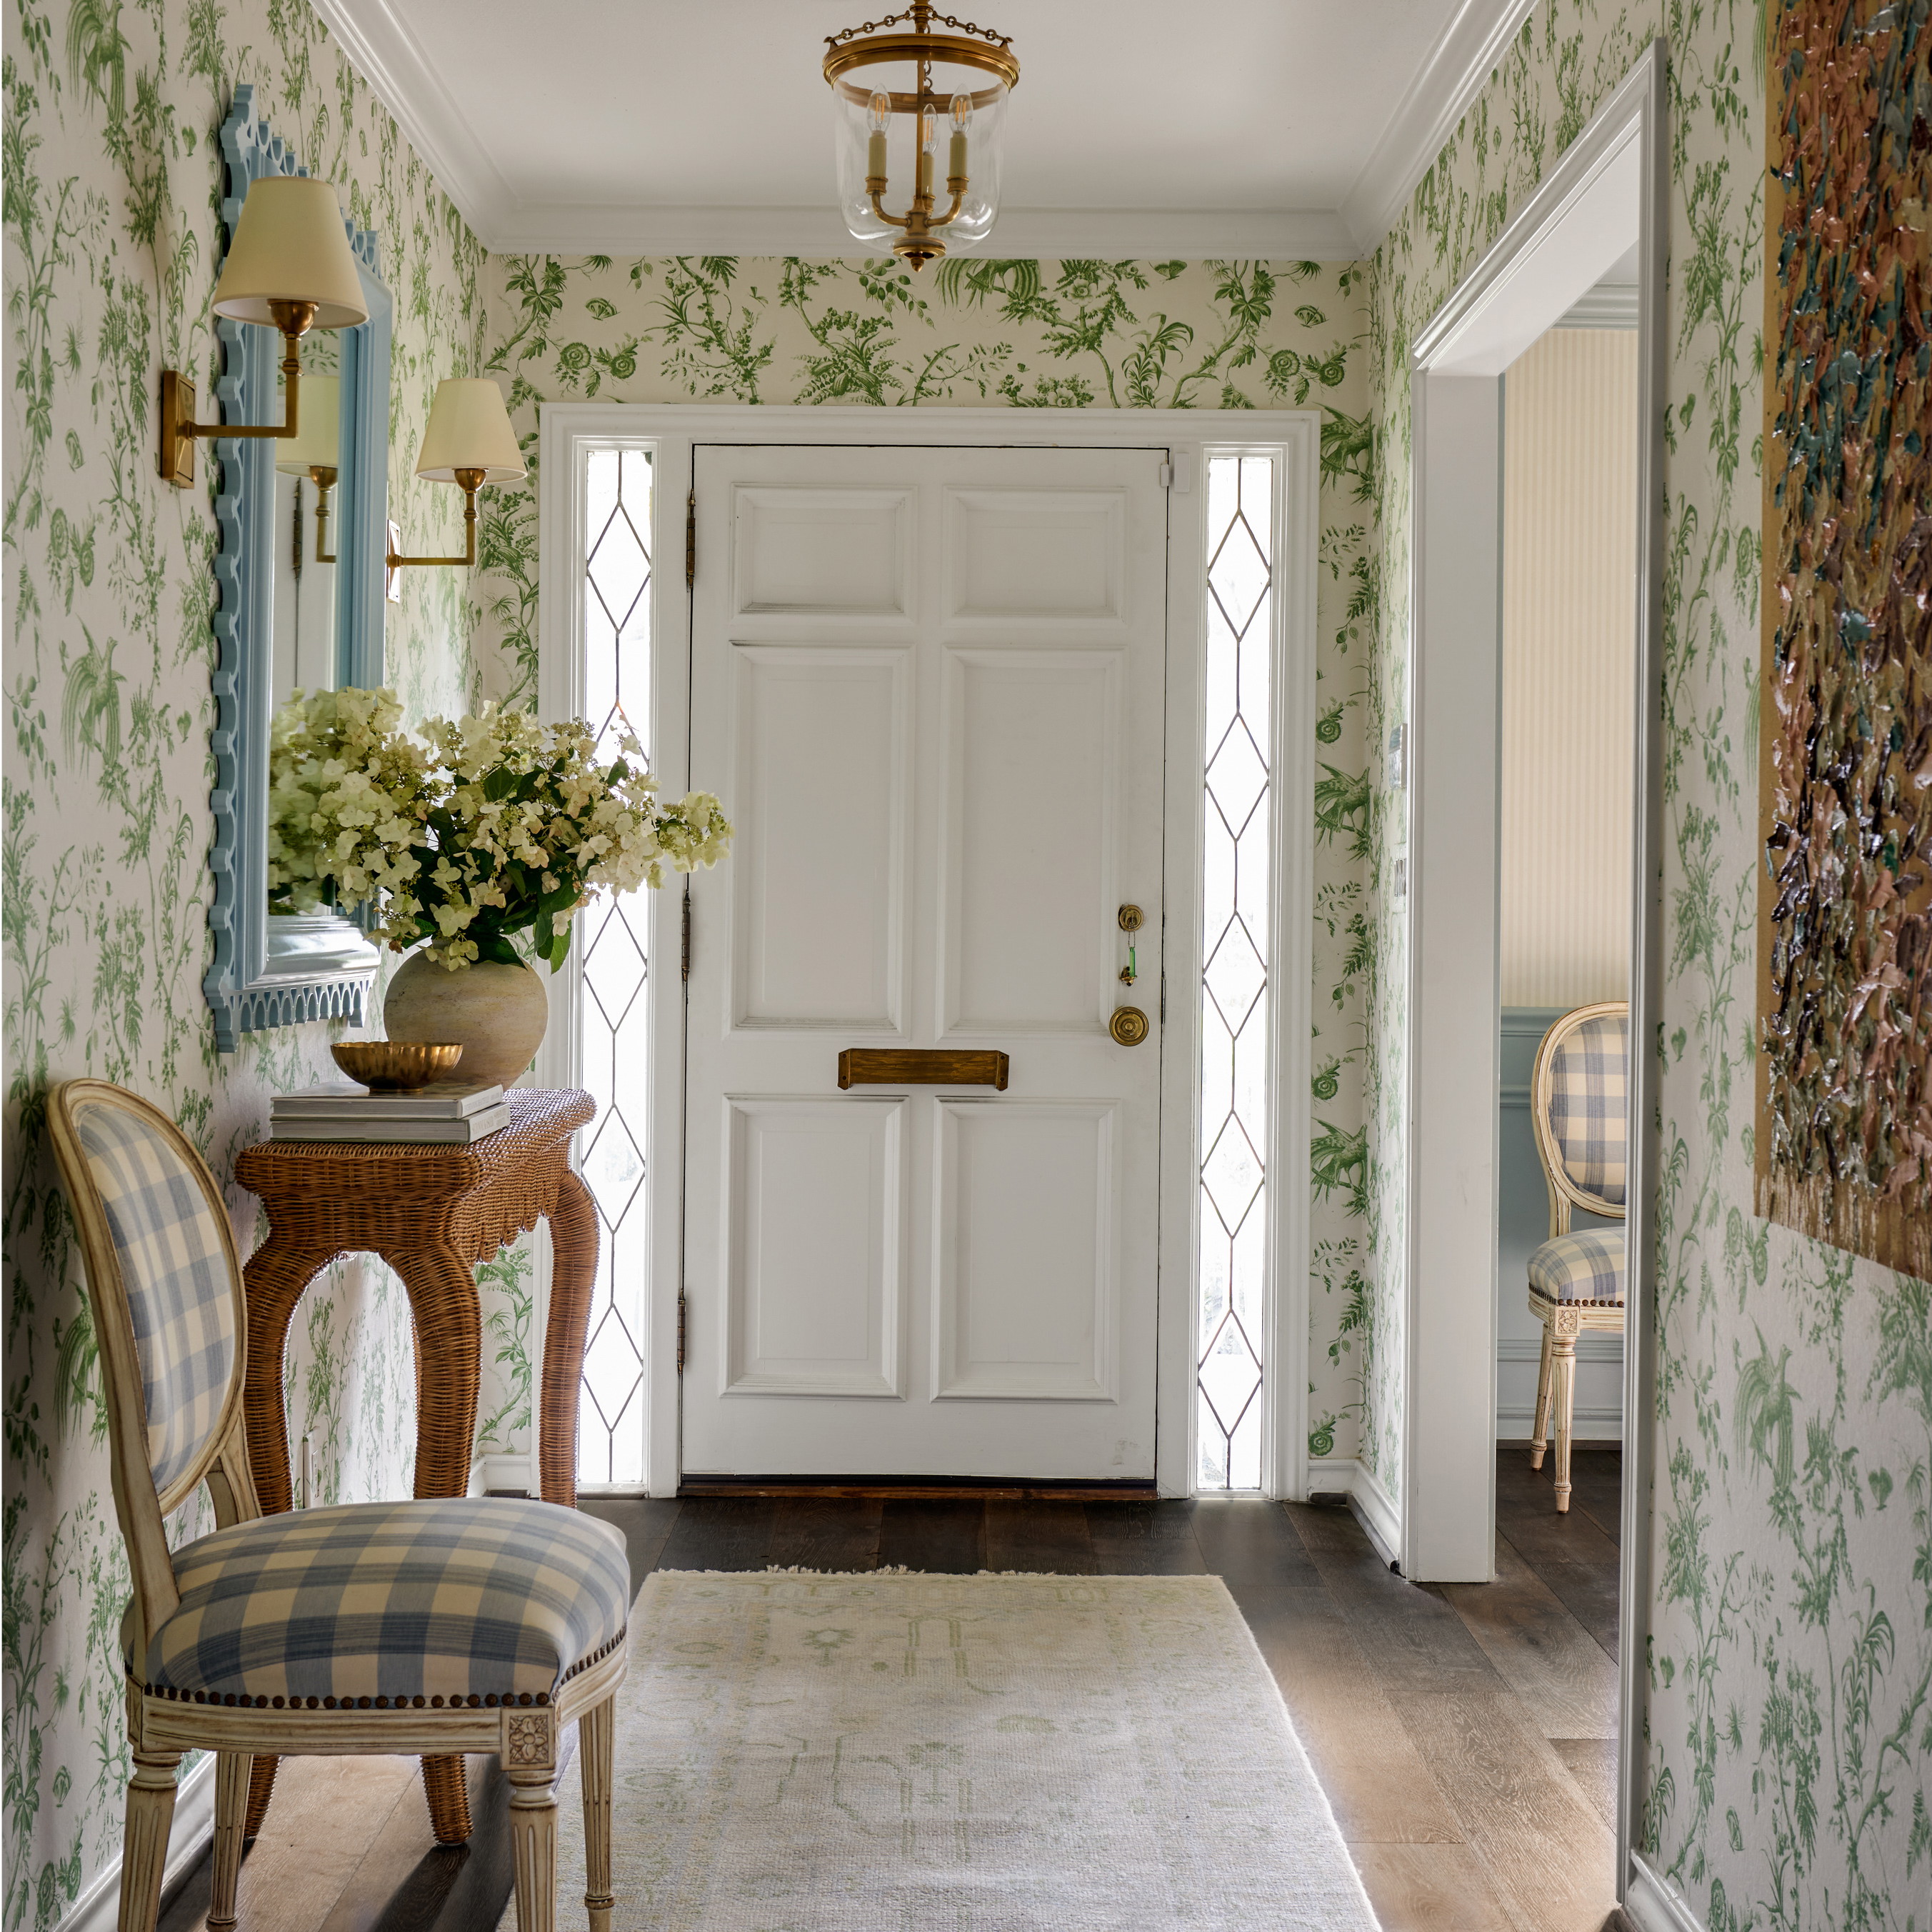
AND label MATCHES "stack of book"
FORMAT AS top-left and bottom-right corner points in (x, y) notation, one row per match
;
(269, 1082), (511, 1143)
